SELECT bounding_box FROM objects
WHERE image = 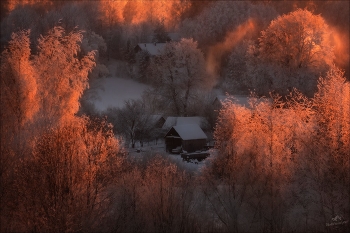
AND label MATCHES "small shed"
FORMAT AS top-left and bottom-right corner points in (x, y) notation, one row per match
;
(162, 116), (208, 130)
(164, 124), (207, 153)
(134, 43), (166, 56)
